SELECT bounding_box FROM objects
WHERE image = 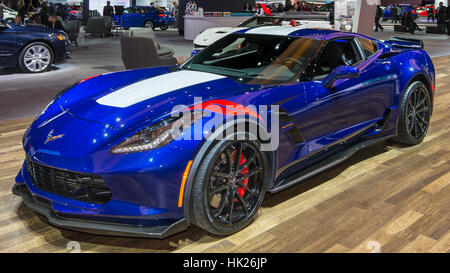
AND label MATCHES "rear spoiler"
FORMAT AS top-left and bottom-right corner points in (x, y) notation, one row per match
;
(384, 37), (424, 50)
